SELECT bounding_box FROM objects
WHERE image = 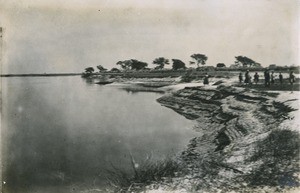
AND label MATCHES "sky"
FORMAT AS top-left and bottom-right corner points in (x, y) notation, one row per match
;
(0, 0), (299, 74)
